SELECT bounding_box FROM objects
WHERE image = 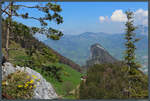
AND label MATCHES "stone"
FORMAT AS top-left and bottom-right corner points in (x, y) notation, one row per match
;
(2, 62), (58, 99)
(2, 62), (15, 80)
